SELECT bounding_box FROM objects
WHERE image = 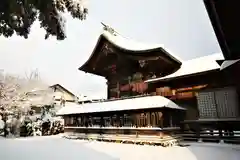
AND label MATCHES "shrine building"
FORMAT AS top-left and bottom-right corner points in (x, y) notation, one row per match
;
(57, 24), (240, 144)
